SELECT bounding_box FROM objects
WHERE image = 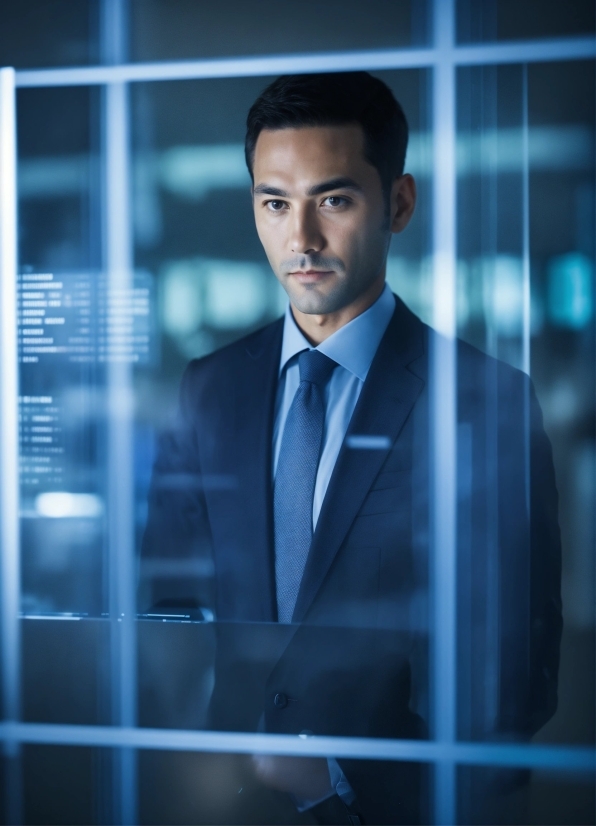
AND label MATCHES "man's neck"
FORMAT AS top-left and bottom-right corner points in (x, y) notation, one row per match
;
(290, 275), (386, 346)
